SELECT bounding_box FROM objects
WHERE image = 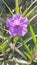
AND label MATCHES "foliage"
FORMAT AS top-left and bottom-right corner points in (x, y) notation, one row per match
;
(0, 0), (37, 65)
